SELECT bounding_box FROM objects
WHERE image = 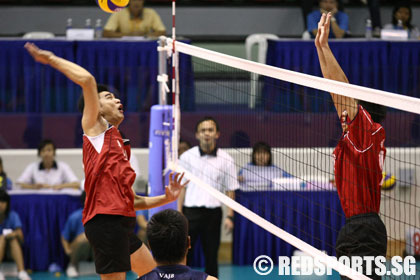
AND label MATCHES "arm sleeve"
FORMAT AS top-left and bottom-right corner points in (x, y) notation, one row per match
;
(61, 216), (72, 242)
(347, 106), (379, 152)
(224, 156), (240, 191)
(338, 12), (349, 32)
(104, 13), (120, 31)
(307, 12), (318, 32)
(16, 163), (35, 184)
(150, 9), (166, 32)
(11, 212), (22, 229)
(60, 162), (79, 183)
